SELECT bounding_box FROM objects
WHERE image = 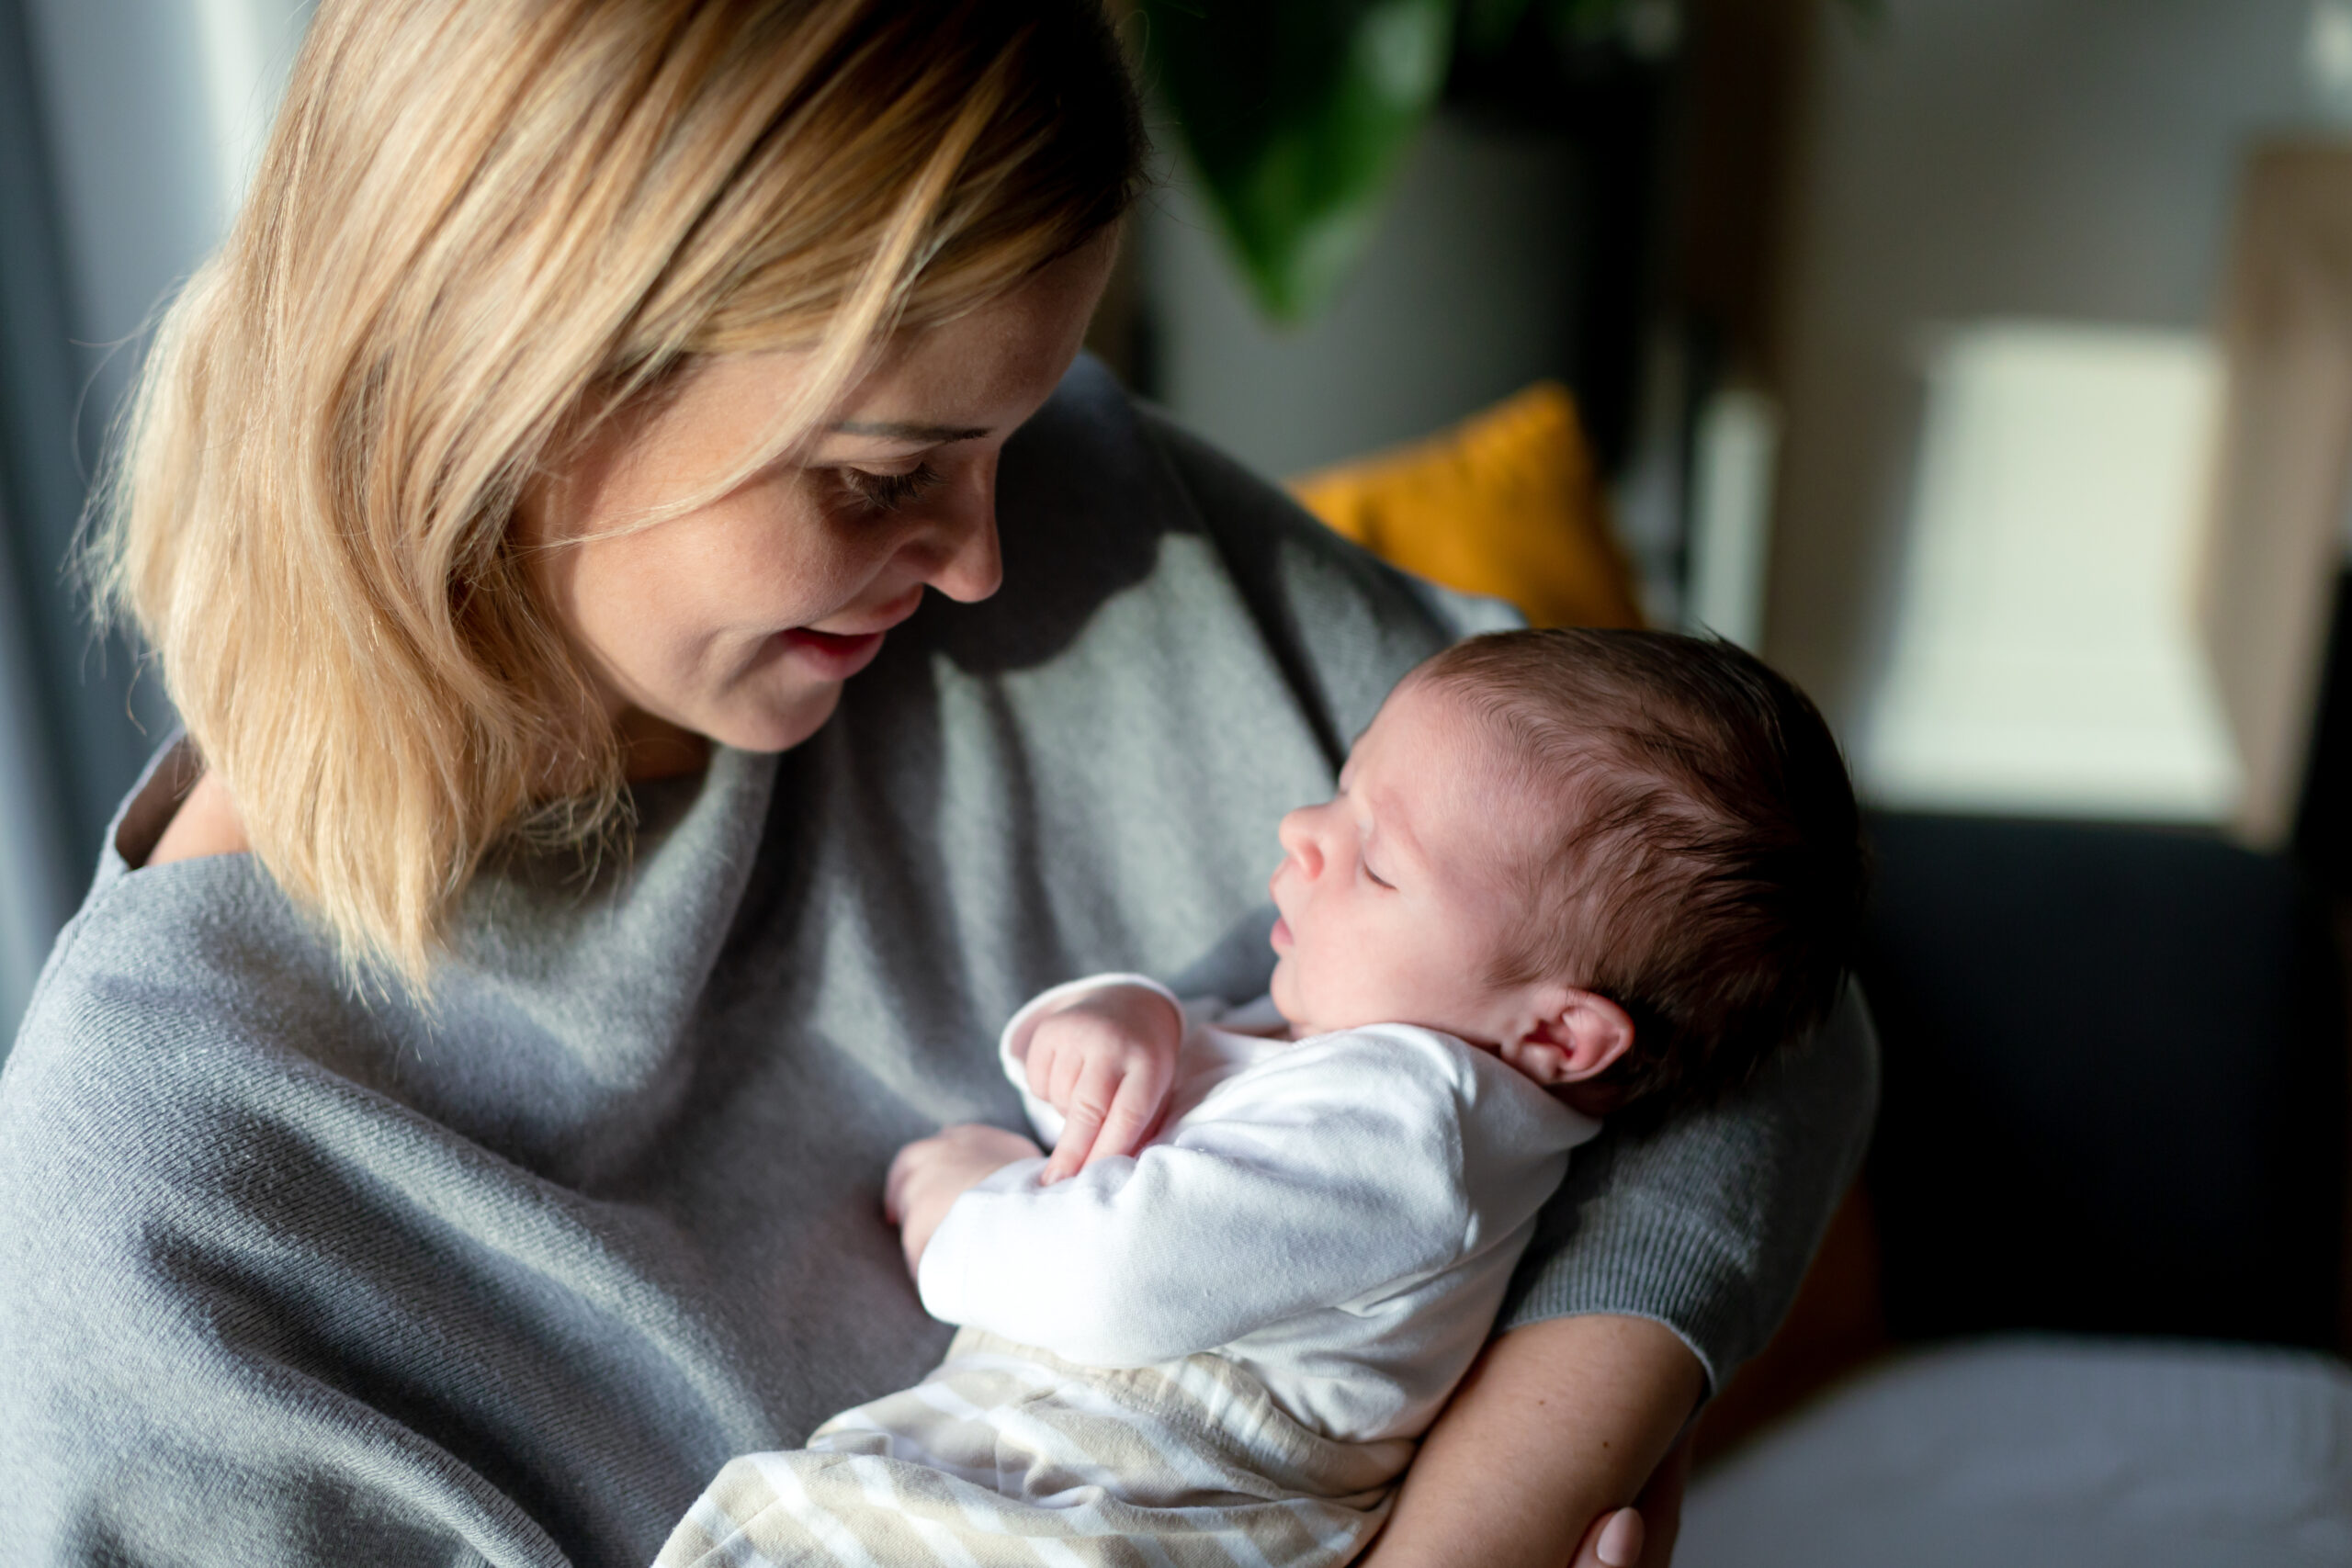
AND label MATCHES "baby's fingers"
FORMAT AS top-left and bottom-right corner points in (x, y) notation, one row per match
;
(1024, 1027), (1067, 1106)
(1079, 1066), (1167, 1172)
(1041, 1057), (1121, 1184)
